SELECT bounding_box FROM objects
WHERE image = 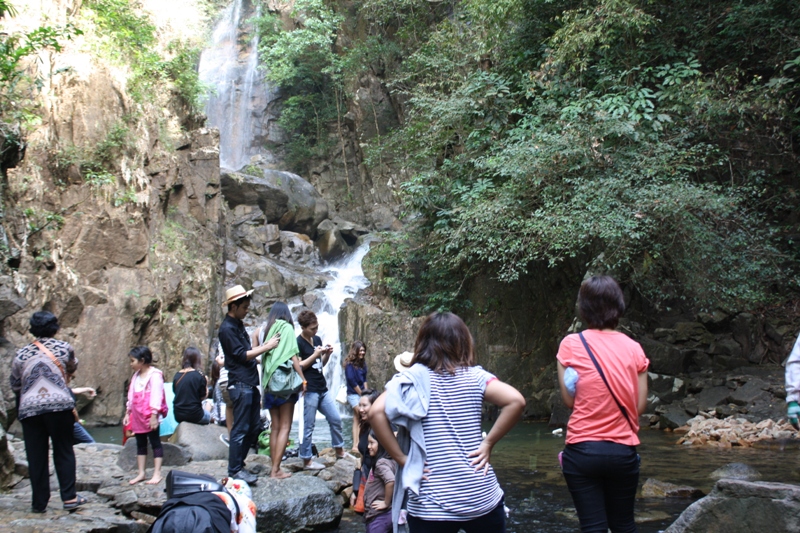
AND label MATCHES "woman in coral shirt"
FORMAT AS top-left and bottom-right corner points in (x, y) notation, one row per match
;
(557, 276), (649, 533)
